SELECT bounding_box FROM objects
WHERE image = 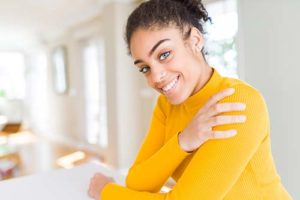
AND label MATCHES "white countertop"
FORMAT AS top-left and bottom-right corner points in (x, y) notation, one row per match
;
(0, 162), (125, 200)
